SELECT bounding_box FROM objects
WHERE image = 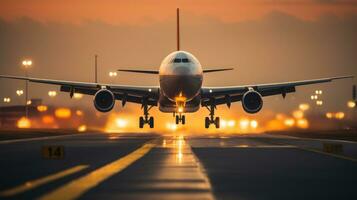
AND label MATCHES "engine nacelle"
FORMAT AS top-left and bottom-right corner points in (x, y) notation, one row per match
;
(242, 90), (263, 114)
(94, 89), (115, 112)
